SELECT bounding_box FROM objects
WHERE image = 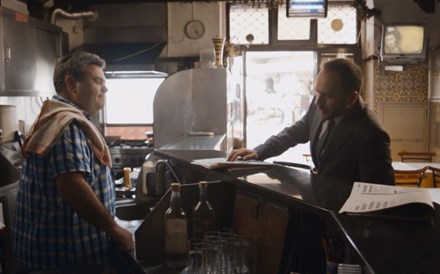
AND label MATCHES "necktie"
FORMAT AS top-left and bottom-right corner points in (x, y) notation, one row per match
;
(315, 119), (335, 162)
